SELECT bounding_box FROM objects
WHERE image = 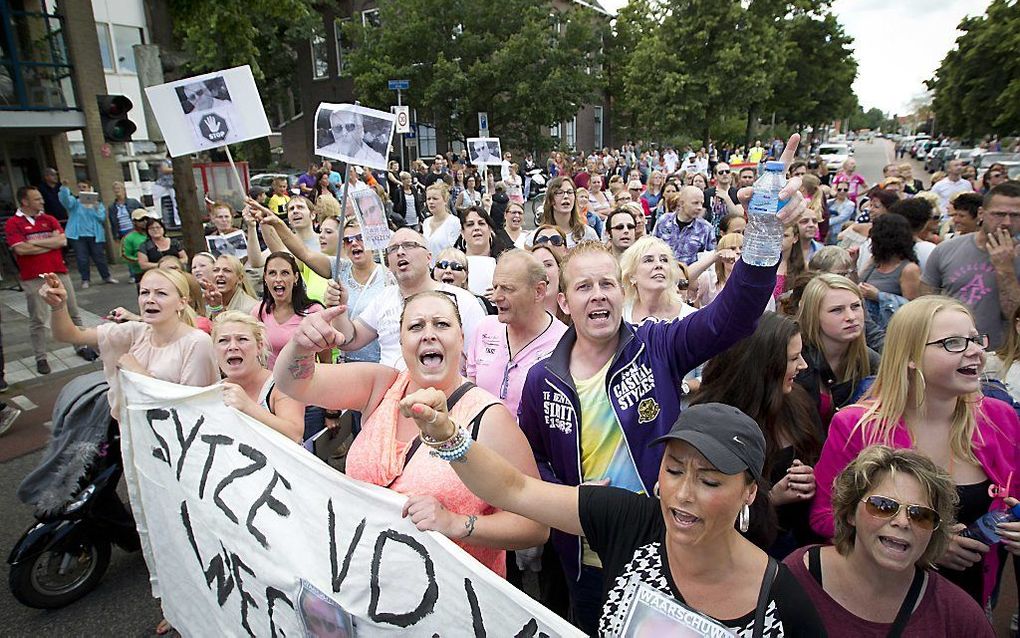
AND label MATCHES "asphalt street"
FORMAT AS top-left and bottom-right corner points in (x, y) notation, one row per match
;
(0, 142), (1012, 636)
